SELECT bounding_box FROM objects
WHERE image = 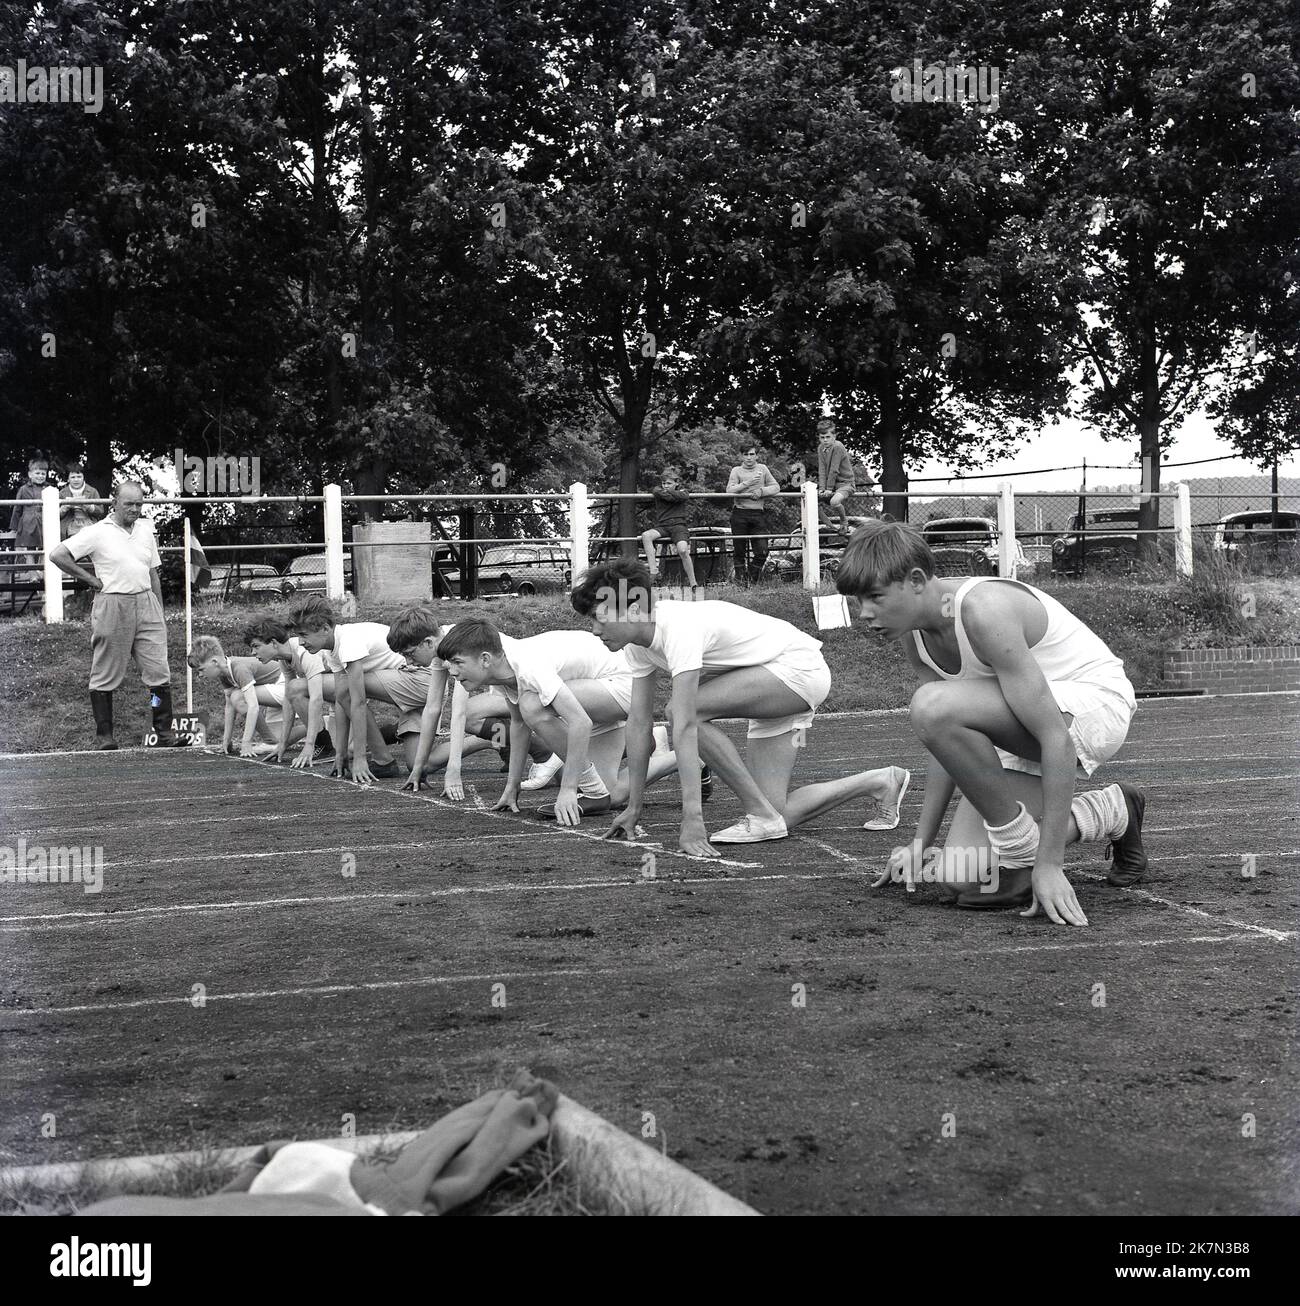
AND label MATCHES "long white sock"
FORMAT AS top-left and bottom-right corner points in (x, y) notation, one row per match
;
(1071, 784), (1128, 842)
(983, 802), (1040, 867)
(578, 762), (610, 798)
